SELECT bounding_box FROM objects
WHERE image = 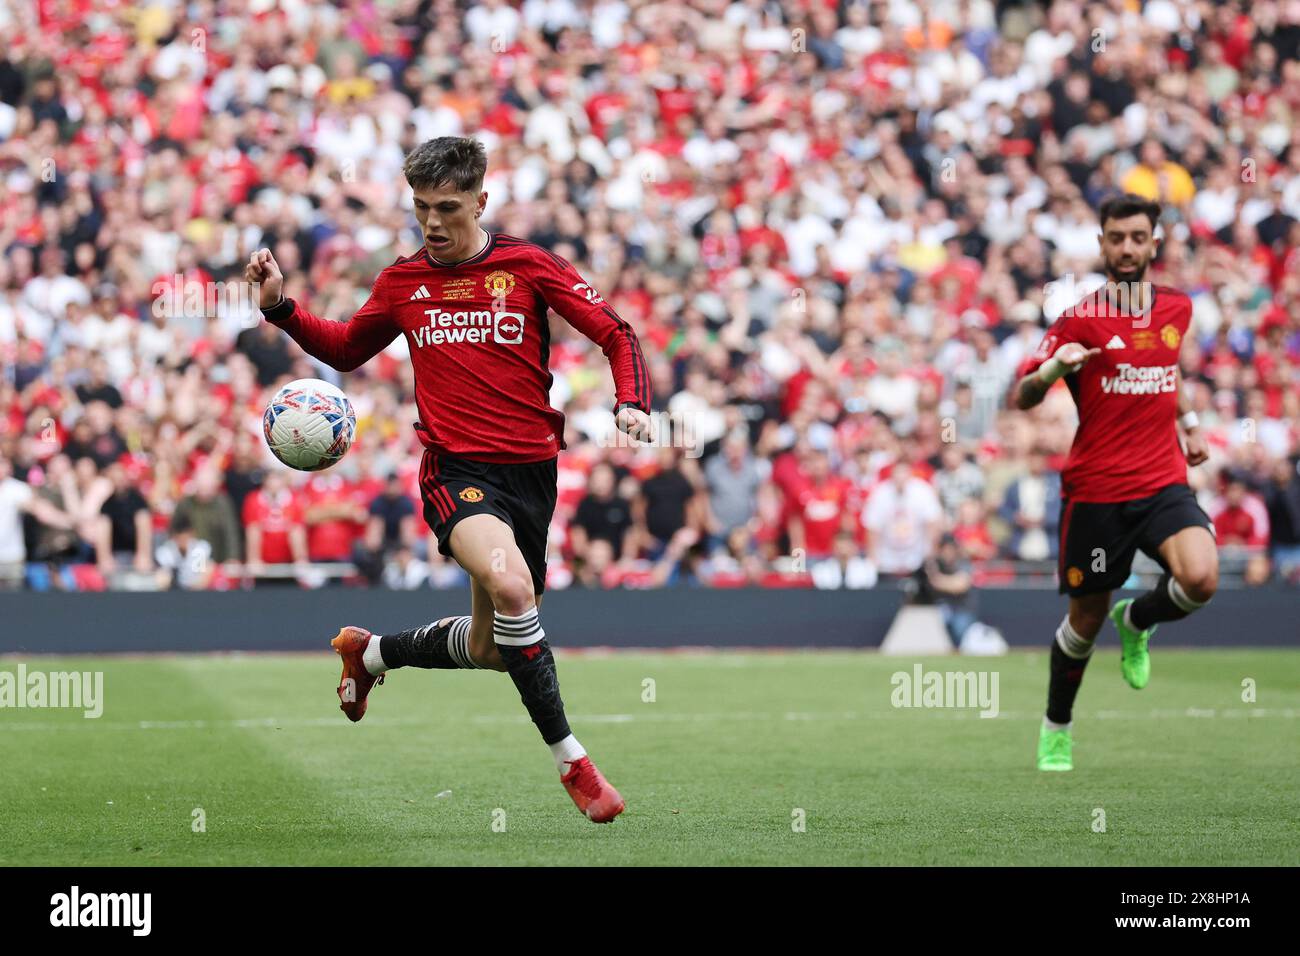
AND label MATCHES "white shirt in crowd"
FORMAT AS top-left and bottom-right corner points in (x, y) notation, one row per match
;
(0, 477), (34, 564)
(863, 477), (942, 574)
(21, 273), (88, 340)
(812, 556), (879, 590)
(465, 2), (522, 48)
(523, 0), (581, 32)
(383, 557), (431, 590)
(156, 537), (214, 590)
